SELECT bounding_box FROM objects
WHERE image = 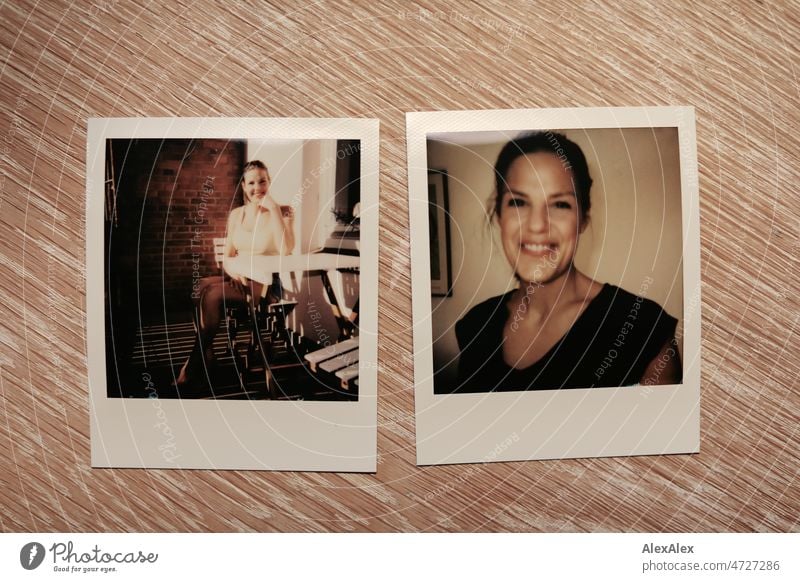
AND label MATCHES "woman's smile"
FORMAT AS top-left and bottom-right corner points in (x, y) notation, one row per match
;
(520, 241), (558, 256)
